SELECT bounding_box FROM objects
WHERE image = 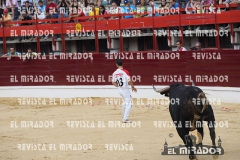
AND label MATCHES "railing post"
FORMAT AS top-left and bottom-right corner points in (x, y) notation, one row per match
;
(35, 14), (40, 53)
(94, 9), (99, 53)
(2, 18), (7, 54)
(152, 5), (157, 51)
(214, 8), (220, 49)
(60, 13), (66, 53)
(119, 10), (123, 52)
(179, 8), (184, 47)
